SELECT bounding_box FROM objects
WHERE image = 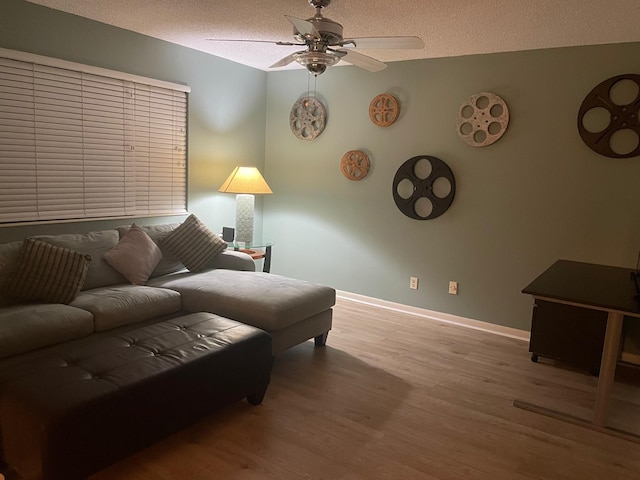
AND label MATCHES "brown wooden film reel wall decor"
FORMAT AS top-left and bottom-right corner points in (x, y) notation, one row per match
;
(340, 150), (370, 181)
(577, 74), (640, 158)
(369, 94), (400, 127)
(456, 92), (509, 147)
(290, 96), (326, 140)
